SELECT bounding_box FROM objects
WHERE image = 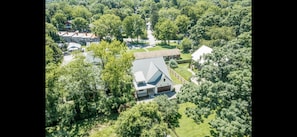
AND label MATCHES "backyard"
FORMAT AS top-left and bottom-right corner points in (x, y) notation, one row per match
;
(175, 102), (216, 137)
